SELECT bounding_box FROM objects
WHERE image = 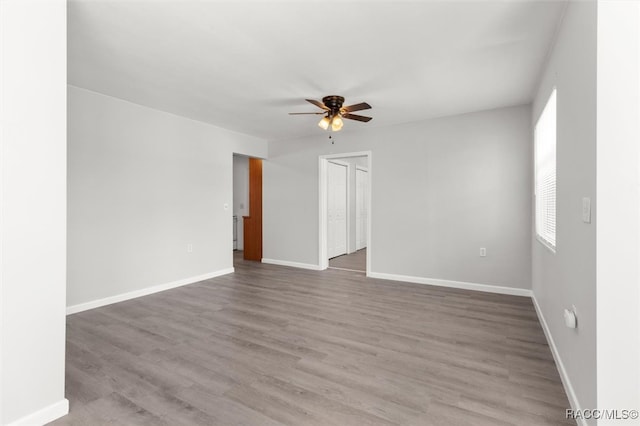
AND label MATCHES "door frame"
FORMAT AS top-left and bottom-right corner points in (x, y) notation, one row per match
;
(355, 165), (368, 251)
(318, 151), (372, 275)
